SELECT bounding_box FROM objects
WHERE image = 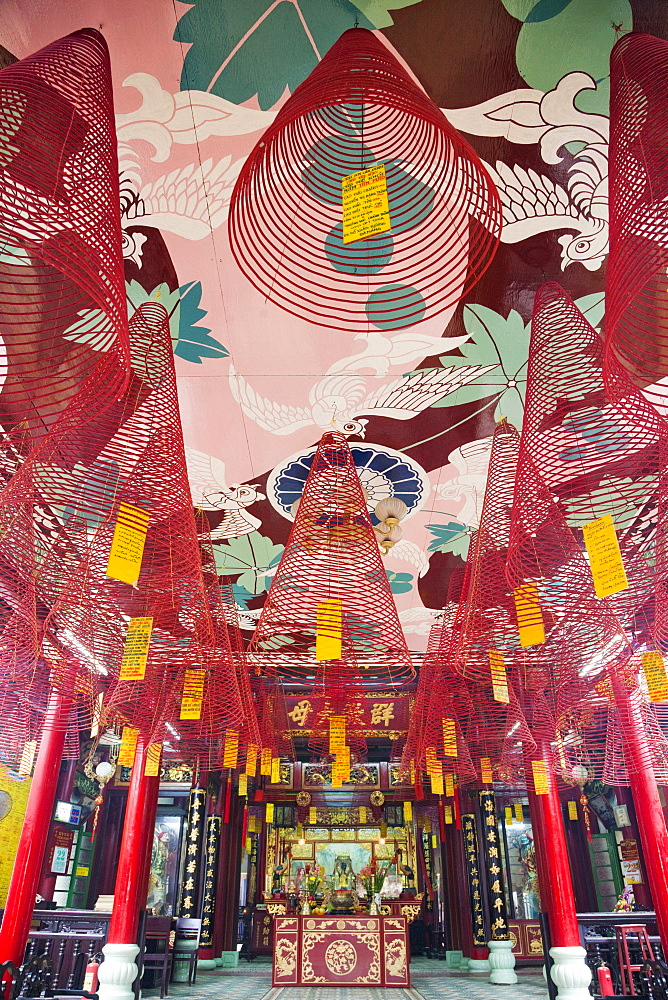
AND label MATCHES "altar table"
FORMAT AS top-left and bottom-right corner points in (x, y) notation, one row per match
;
(272, 914), (410, 987)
